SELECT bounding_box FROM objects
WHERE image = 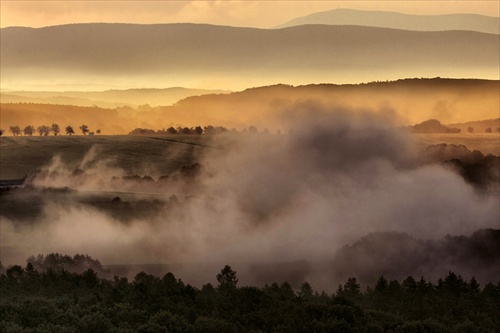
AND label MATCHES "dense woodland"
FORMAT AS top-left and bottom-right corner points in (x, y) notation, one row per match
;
(1, 255), (499, 333)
